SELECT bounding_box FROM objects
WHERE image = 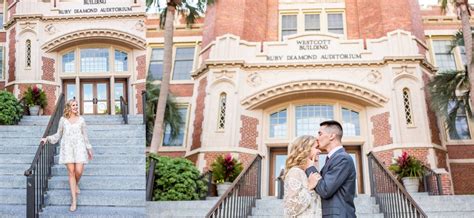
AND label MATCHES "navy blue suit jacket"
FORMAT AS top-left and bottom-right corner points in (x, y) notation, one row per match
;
(315, 148), (356, 218)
